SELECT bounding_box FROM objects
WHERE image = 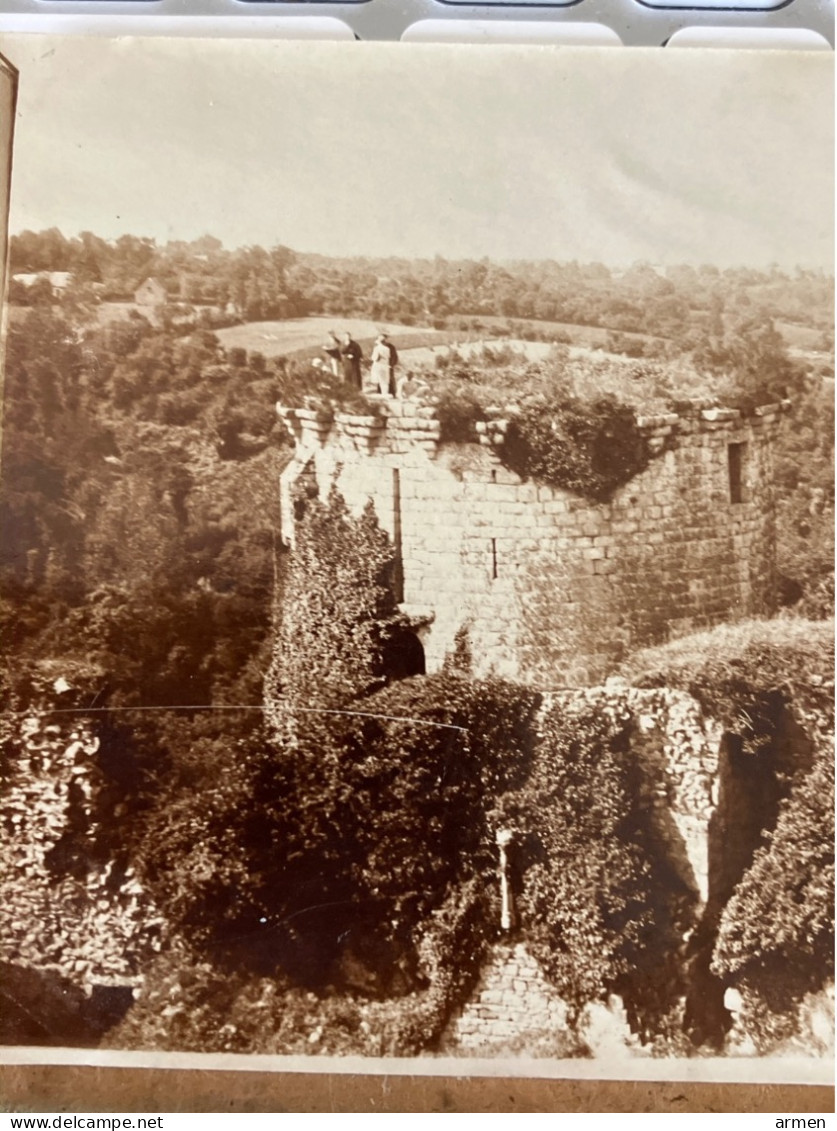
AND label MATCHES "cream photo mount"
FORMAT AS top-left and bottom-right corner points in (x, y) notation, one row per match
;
(0, 33), (832, 1105)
